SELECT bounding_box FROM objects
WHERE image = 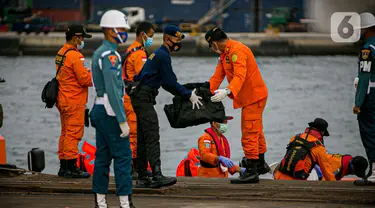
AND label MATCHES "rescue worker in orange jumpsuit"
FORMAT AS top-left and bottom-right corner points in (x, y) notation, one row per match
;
(198, 116), (245, 178)
(274, 118), (336, 181)
(56, 25), (93, 178)
(205, 27), (269, 184)
(122, 21), (155, 176)
(314, 154), (368, 180)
